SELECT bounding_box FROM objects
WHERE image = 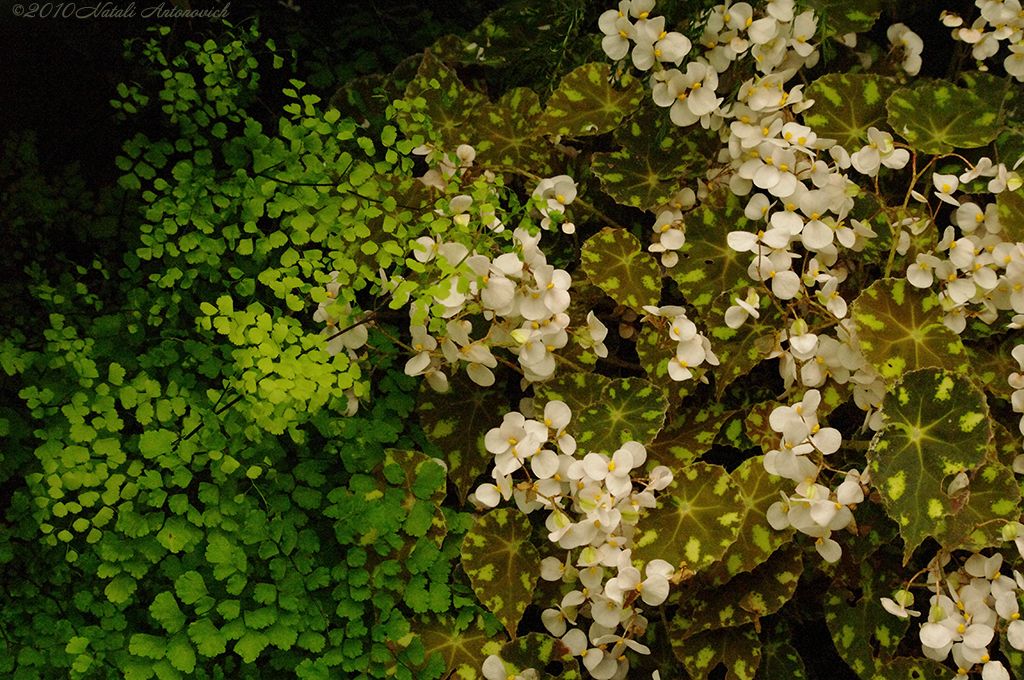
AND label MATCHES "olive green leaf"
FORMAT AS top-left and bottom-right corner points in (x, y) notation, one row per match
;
(416, 614), (503, 680)
(671, 624), (761, 680)
(938, 461), (1021, 552)
(647, 404), (736, 469)
(867, 369), (993, 562)
(825, 583), (909, 678)
(670, 189), (752, 312)
(997, 186), (1024, 242)
(581, 228), (662, 312)
(635, 323), (707, 410)
(672, 544), (803, 639)
(417, 373), (509, 504)
(850, 278), (969, 382)
(468, 88), (558, 175)
(396, 52), (486, 148)
(499, 632), (581, 680)
(531, 63), (644, 139)
(704, 458), (796, 586)
(535, 373), (669, 451)
(870, 657), (950, 680)
(706, 290), (782, 399)
(461, 507), (539, 639)
(804, 0), (880, 37)
(965, 335), (1024, 399)
(803, 74), (898, 151)
(591, 108), (706, 210)
(887, 82), (1002, 155)
(756, 637), (805, 680)
(633, 462), (746, 574)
